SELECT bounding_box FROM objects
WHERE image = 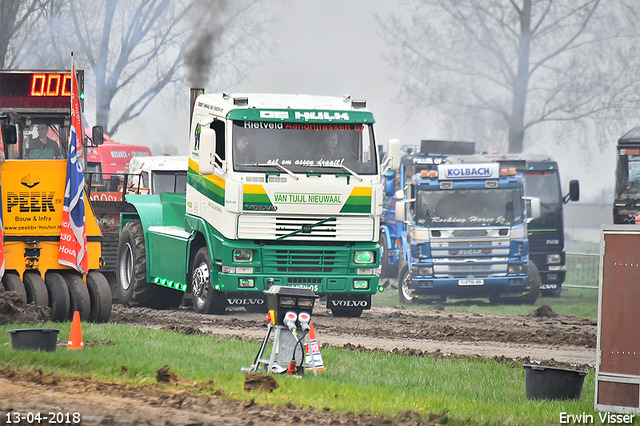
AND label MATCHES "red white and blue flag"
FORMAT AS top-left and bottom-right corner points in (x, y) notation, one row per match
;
(58, 57), (87, 274)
